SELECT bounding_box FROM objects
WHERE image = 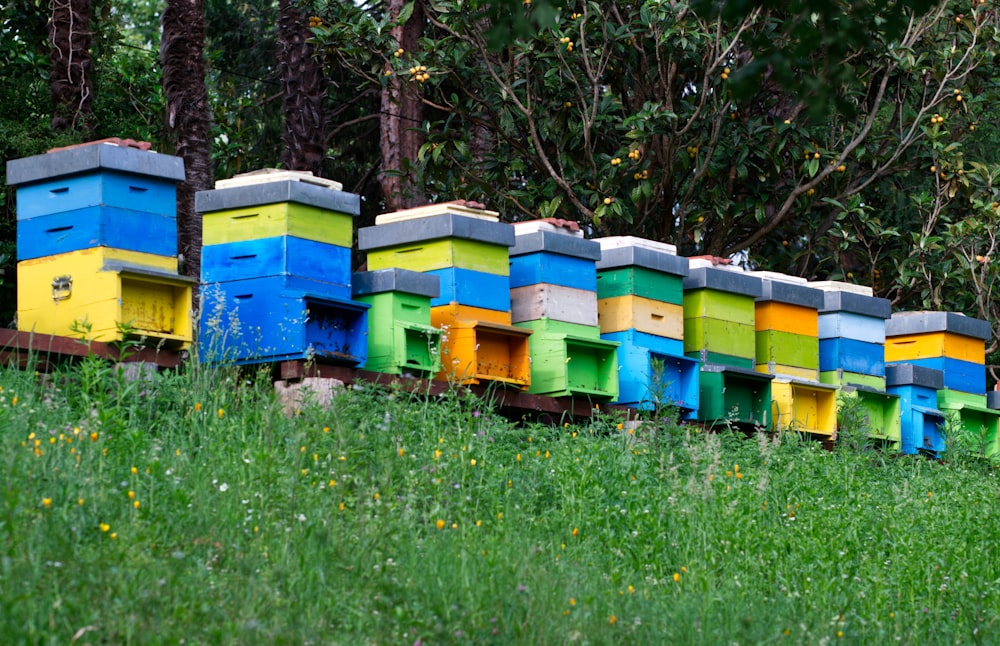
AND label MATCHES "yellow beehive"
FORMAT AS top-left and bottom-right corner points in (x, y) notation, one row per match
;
(770, 379), (837, 437)
(597, 295), (684, 339)
(885, 332), (985, 364)
(17, 247), (192, 347)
